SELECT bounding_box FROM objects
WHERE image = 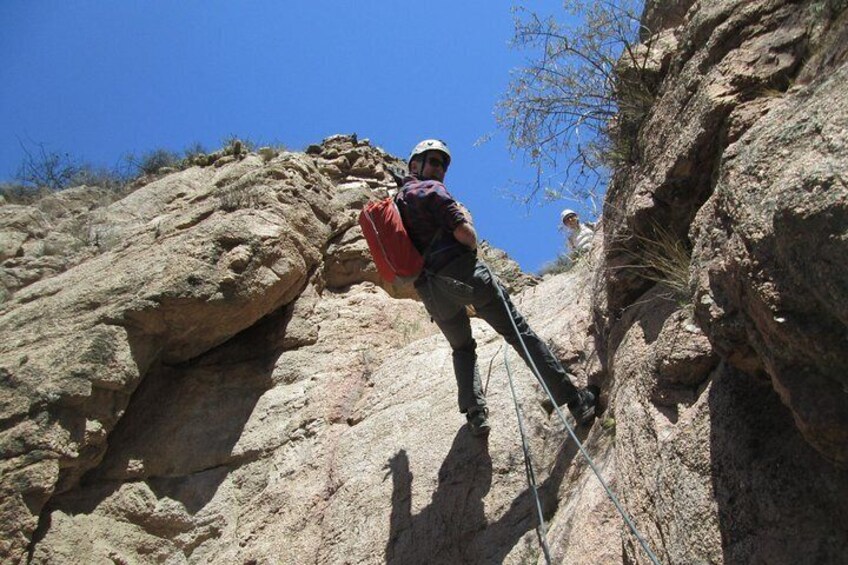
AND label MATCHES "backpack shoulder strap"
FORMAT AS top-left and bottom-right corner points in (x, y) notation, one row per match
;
(394, 186), (441, 261)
